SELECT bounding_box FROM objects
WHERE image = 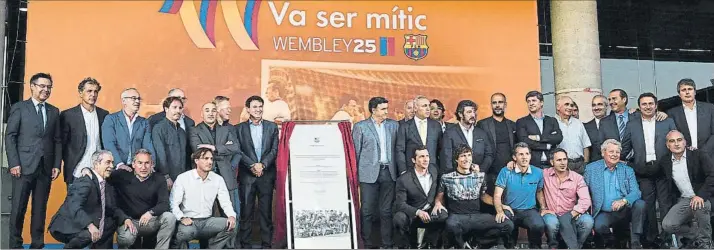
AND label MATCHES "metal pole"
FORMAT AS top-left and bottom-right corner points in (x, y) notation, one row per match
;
(0, 1), (9, 249)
